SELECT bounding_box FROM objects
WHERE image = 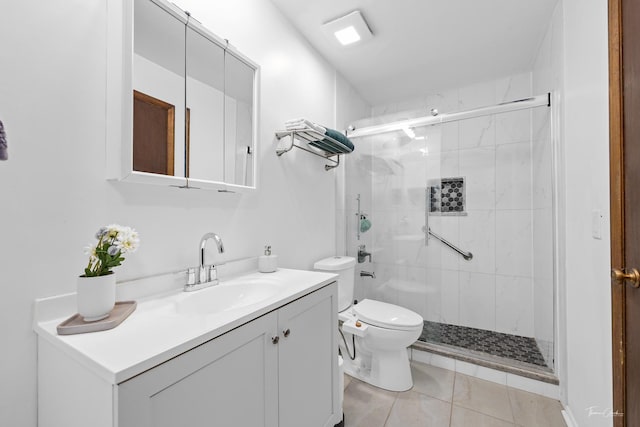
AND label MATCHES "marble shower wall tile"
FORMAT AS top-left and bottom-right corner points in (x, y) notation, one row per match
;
(495, 210), (533, 277)
(459, 271), (496, 331)
(495, 275), (534, 337)
(495, 109), (531, 146)
(496, 72), (532, 103)
(459, 147), (496, 210)
(394, 266), (430, 320)
(440, 122), (460, 153)
(532, 137), (553, 210)
(459, 81), (497, 110)
(533, 207), (554, 343)
(459, 116), (496, 149)
(495, 141), (532, 210)
(439, 269), (460, 325)
(459, 210), (496, 275)
(426, 89), (460, 115)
